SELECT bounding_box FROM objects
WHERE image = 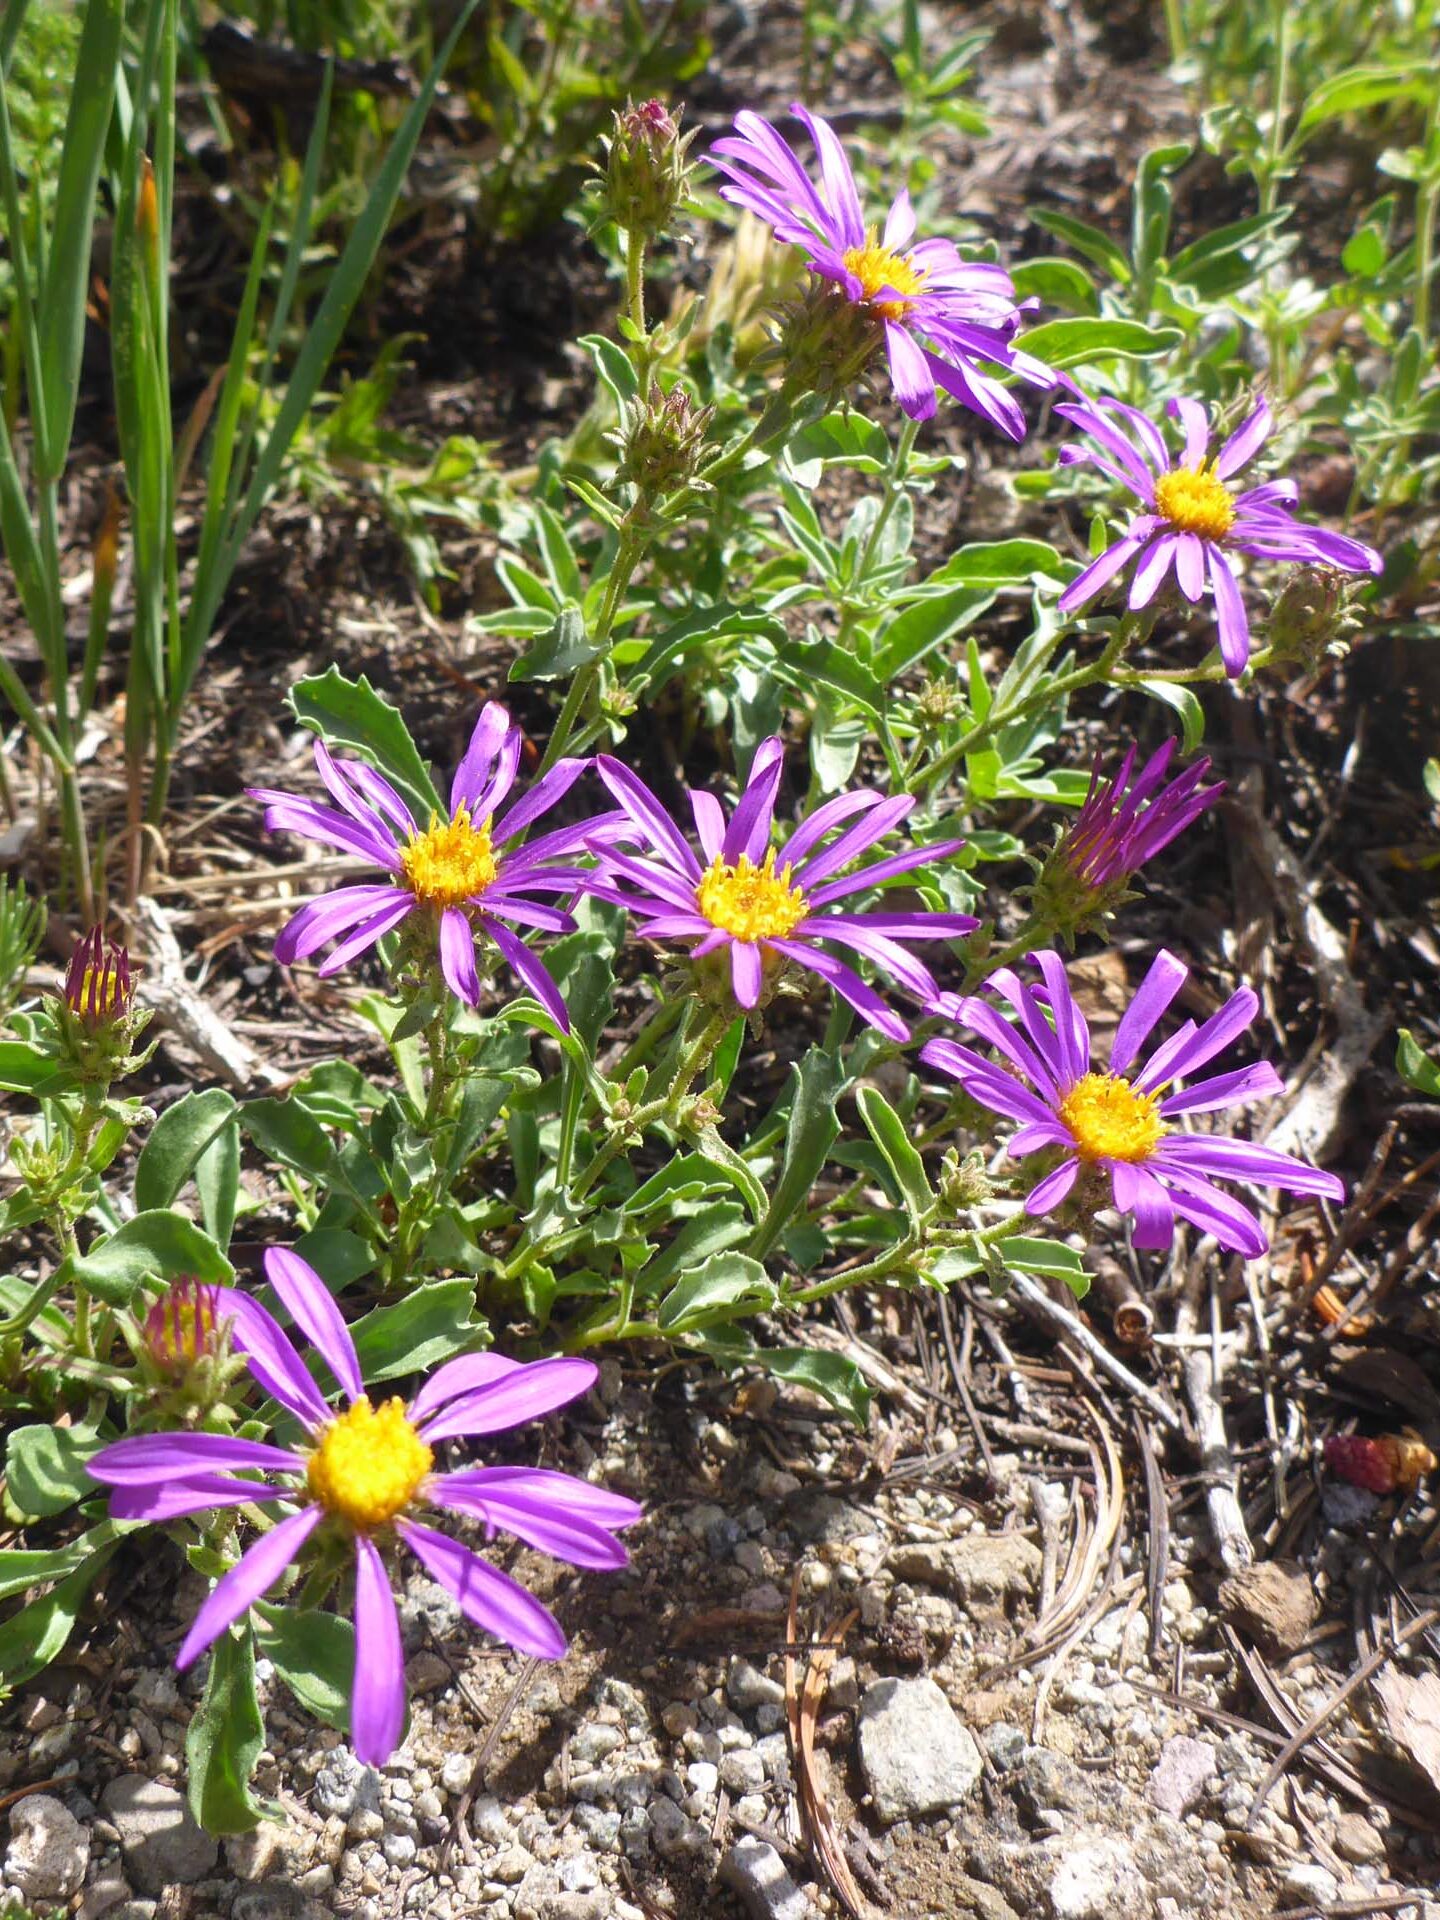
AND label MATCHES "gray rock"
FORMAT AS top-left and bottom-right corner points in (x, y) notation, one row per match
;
(784, 1493), (870, 1544)
(439, 1753), (473, 1797)
(983, 1723), (1026, 1771)
(728, 1658), (785, 1712)
(540, 1897), (608, 1920)
(953, 1879), (1021, 1920)
(569, 1723), (624, 1768)
(312, 1750), (380, 1822)
(1333, 1811), (1385, 1864)
(225, 1823), (288, 1881)
(99, 1777), (218, 1894)
(232, 1882), (308, 1920)
(105, 1905), (159, 1920)
(857, 1678), (982, 1823)
(1281, 1864), (1339, 1906)
(490, 1846), (533, 1884)
(3, 1793), (90, 1900)
(78, 1869), (133, 1920)
(381, 1832), (417, 1868)
(719, 1750), (767, 1796)
(646, 1798), (705, 1859)
(573, 1807), (622, 1851)
(891, 1534), (1042, 1607)
(398, 1575), (463, 1652)
(719, 1836), (809, 1920)
(1147, 1736), (1215, 1818)
(1013, 1746), (1098, 1821)
(557, 1856), (599, 1893)
(1048, 1836), (1147, 1920)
